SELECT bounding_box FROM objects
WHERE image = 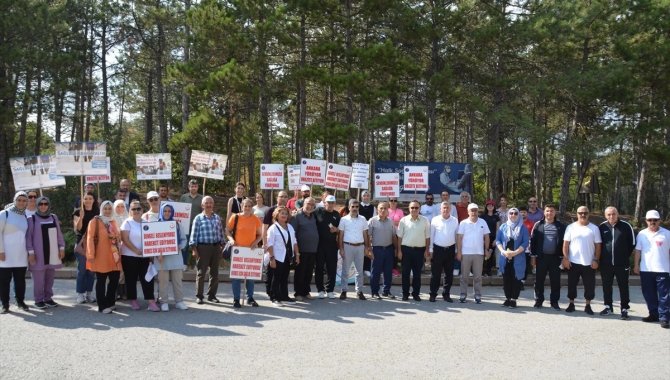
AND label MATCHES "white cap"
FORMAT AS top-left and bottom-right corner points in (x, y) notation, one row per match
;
(645, 210), (661, 220)
(300, 185), (311, 191)
(325, 195), (336, 202)
(467, 203), (479, 211)
(147, 191), (159, 199)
